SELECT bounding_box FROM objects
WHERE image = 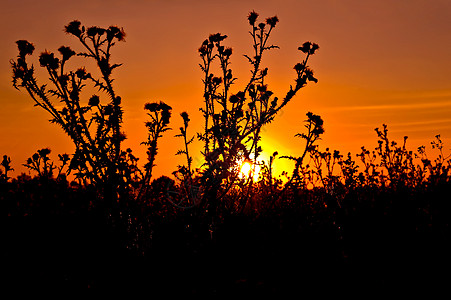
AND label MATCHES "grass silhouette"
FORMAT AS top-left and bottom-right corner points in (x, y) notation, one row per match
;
(2, 11), (450, 293)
